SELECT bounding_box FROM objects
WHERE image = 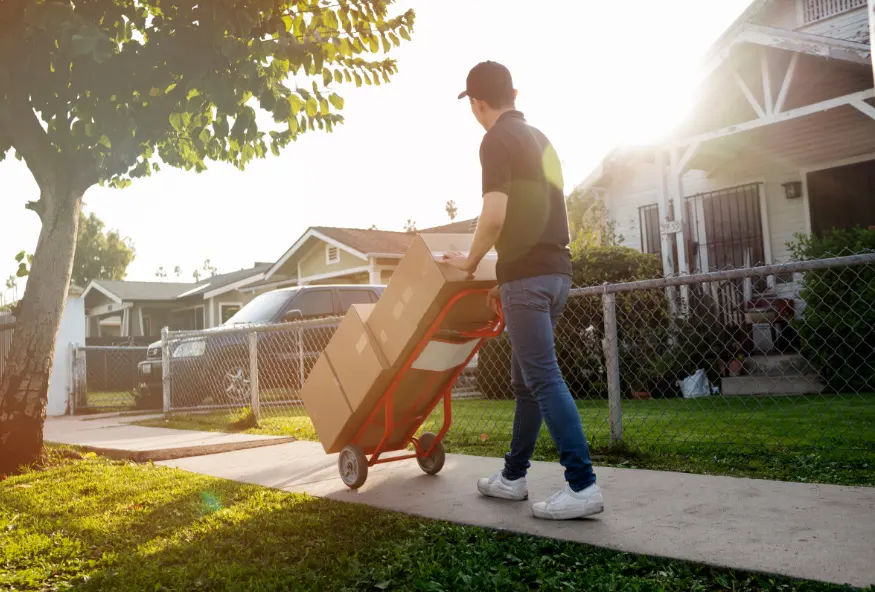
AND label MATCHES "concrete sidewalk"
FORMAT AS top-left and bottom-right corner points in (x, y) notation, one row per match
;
(162, 440), (875, 589)
(44, 414), (294, 461)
